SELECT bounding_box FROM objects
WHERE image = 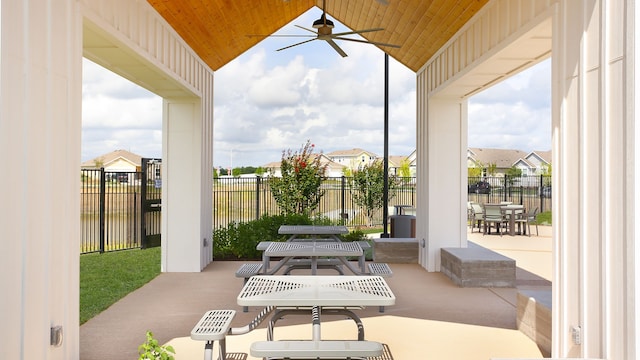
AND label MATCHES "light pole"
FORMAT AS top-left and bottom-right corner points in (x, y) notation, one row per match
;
(381, 53), (390, 238)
